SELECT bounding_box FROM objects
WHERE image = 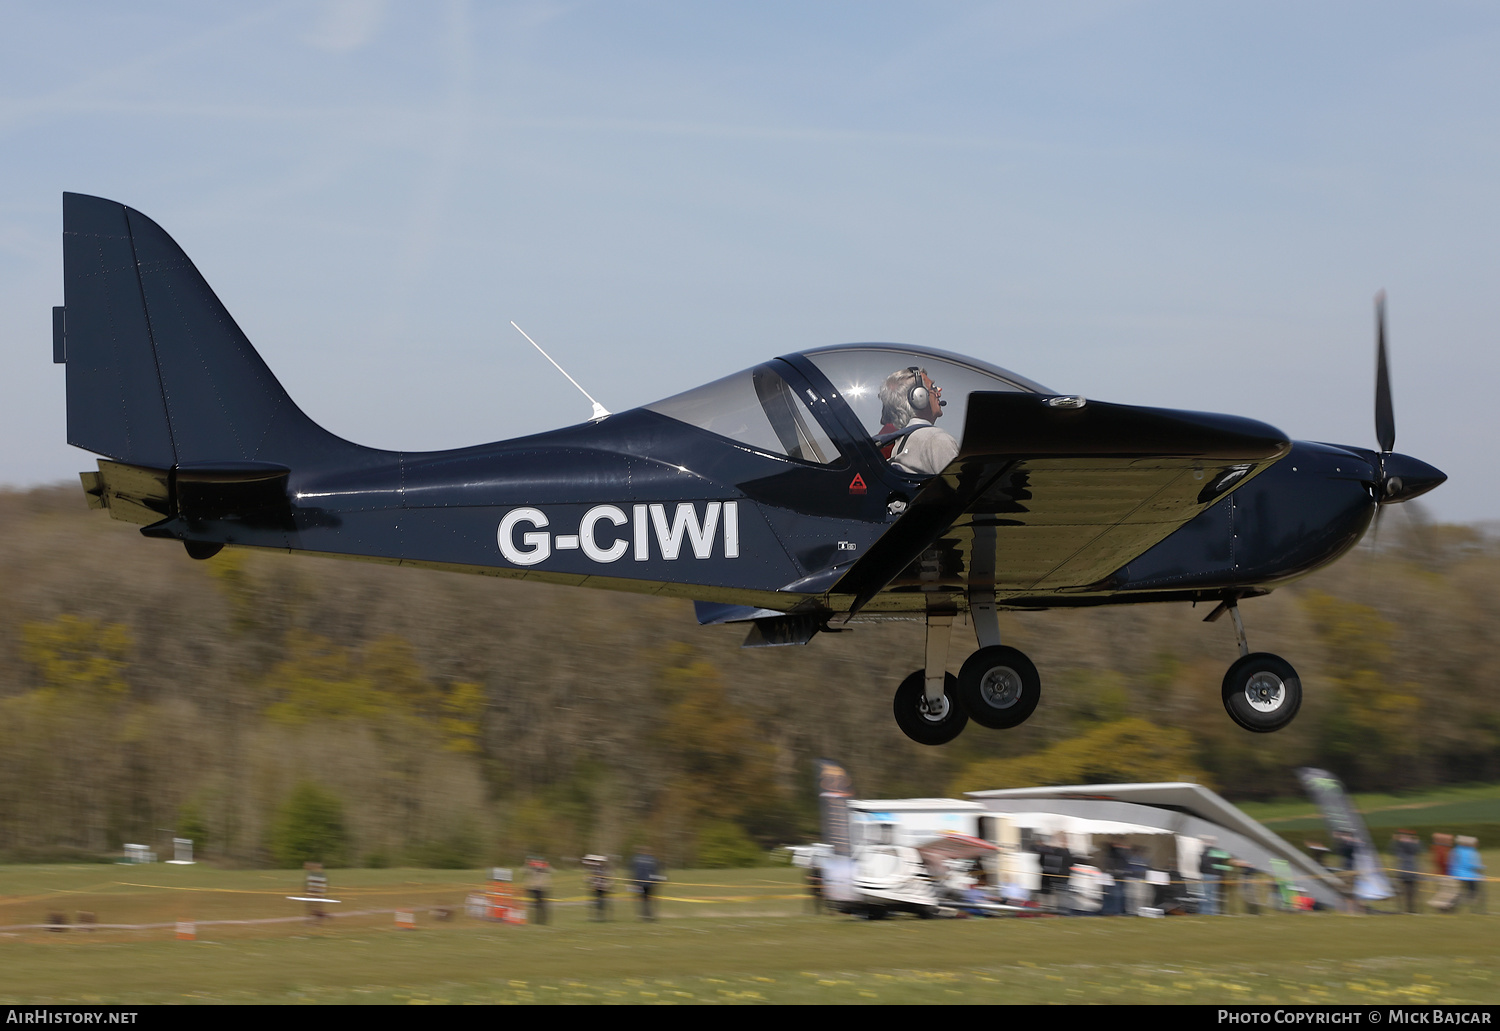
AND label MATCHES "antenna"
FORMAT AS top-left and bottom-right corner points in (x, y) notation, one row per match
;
(509, 321), (610, 421)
